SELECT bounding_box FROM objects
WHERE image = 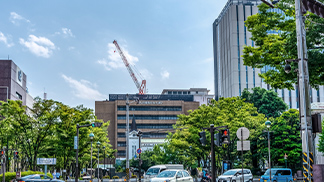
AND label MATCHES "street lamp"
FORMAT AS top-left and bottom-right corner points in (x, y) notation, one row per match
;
(89, 133), (94, 182)
(265, 120), (271, 181)
(103, 146), (106, 175)
(97, 141), (101, 181)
